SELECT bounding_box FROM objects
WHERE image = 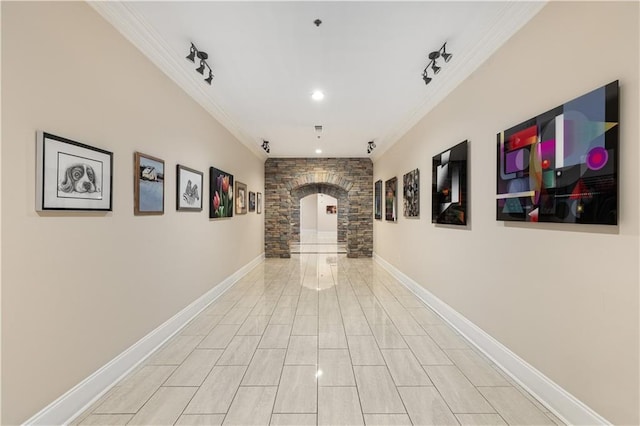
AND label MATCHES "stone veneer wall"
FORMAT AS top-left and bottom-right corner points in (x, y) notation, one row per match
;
(265, 158), (373, 258)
